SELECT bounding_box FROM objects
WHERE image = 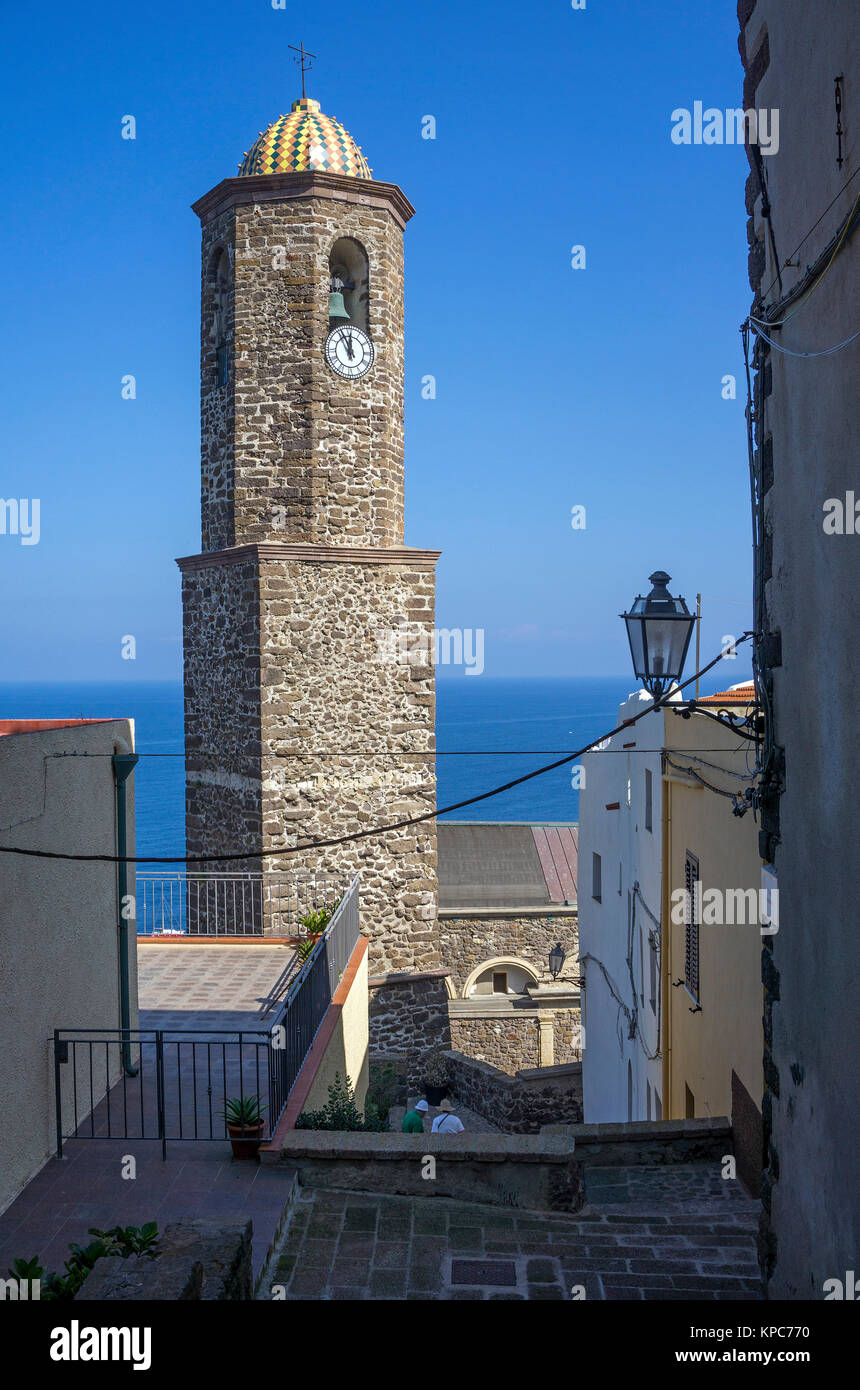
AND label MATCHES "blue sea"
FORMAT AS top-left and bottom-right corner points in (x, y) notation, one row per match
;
(0, 676), (732, 862)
